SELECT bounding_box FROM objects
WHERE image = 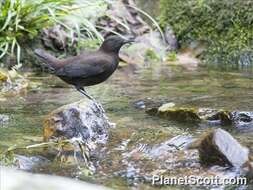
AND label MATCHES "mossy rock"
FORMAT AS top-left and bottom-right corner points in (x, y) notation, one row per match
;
(158, 107), (201, 123)
(146, 103), (232, 125)
(198, 108), (232, 125)
(159, 0), (253, 65)
(156, 103), (200, 123)
(0, 69), (8, 82)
